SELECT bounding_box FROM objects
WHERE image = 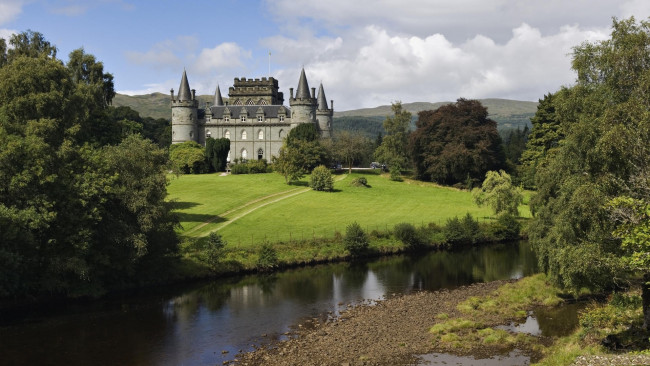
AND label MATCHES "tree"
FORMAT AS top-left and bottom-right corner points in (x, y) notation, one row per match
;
(409, 99), (505, 185)
(472, 170), (523, 217)
(332, 131), (369, 173)
(519, 93), (563, 188)
(274, 124), (329, 184)
(169, 141), (206, 174)
(310, 165), (333, 191)
(344, 222), (369, 257)
(205, 137), (230, 172)
(374, 101), (411, 169)
(0, 32), (179, 297)
(528, 17), (650, 327)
